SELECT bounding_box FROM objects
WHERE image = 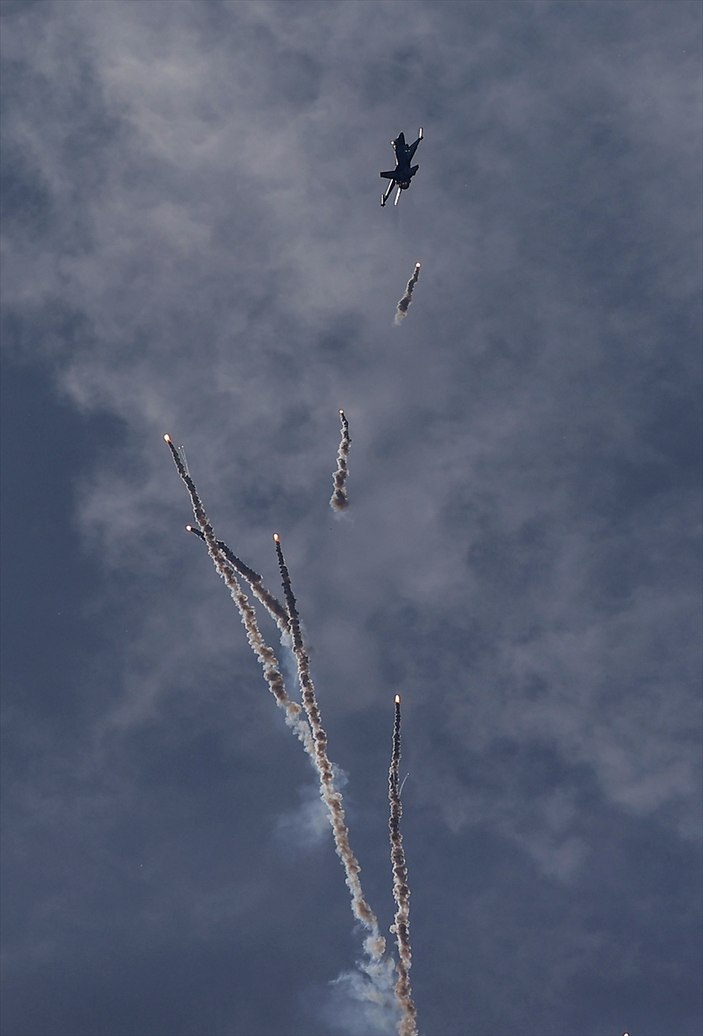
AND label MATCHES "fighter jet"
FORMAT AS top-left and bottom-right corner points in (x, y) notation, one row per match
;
(380, 127), (423, 207)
